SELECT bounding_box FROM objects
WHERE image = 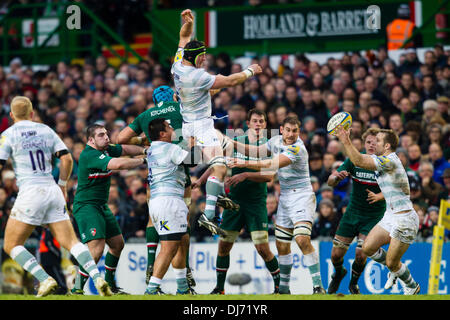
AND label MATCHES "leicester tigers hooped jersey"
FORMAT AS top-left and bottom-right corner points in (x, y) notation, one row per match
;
(0, 120), (67, 188)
